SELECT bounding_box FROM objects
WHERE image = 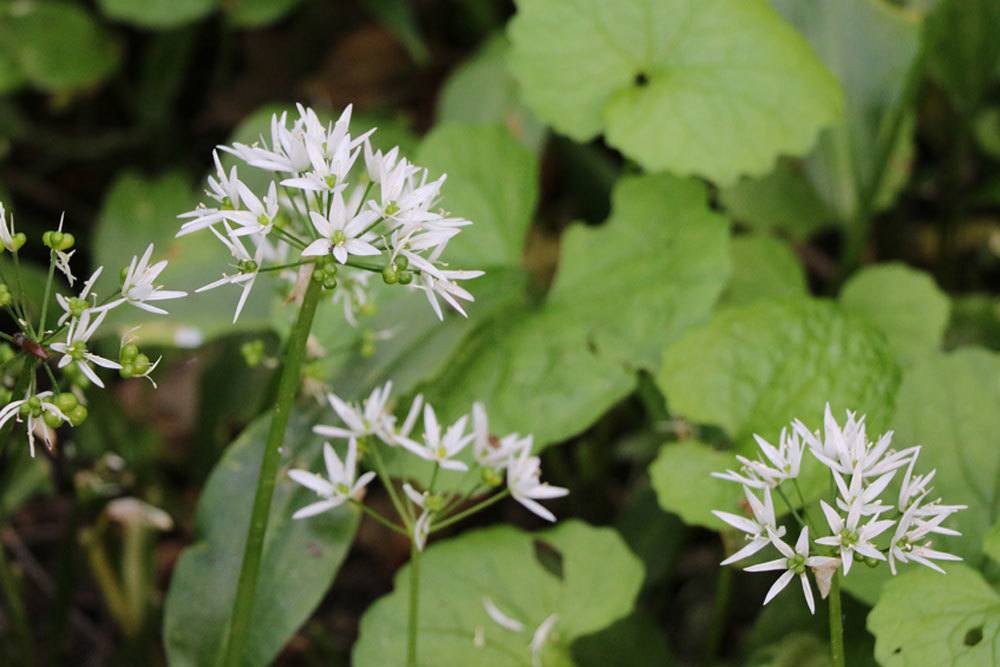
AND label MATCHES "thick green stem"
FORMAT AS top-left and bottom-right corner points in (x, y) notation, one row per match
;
(829, 573), (846, 667)
(0, 542), (32, 663)
(222, 276), (324, 667)
(407, 541), (420, 667)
